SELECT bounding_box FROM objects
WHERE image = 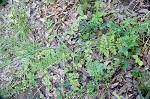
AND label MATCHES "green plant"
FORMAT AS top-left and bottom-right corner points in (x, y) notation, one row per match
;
(1, 0), (149, 98)
(0, 3), (32, 69)
(132, 55), (143, 66)
(132, 70), (150, 98)
(0, 3), (35, 96)
(67, 15), (87, 35)
(9, 3), (29, 41)
(68, 72), (80, 91)
(0, 3), (74, 97)
(56, 90), (63, 99)
(98, 18), (148, 70)
(87, 60), (106, 81)
(79, 12), (104, 40)
(99, 34), (116, 58)
(0, 0), (9, 6)
(6, 45), (72, 94)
